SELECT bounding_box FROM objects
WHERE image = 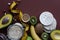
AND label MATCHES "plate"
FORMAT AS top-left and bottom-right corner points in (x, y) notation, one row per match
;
(44, 18), (57, 31)
(39, 11), (54, 25)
